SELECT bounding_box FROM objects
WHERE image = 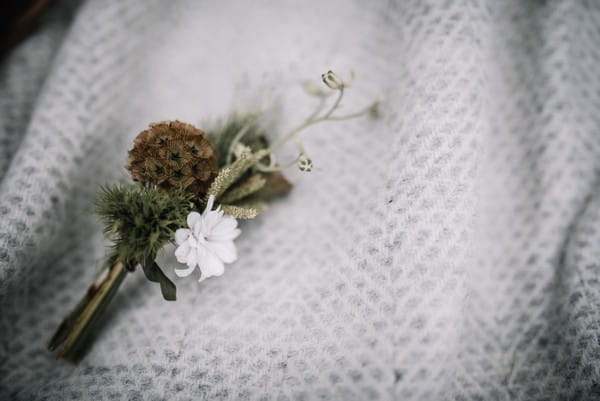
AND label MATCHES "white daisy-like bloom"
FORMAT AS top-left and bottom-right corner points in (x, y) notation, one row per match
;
(174, 195), (241, 281)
